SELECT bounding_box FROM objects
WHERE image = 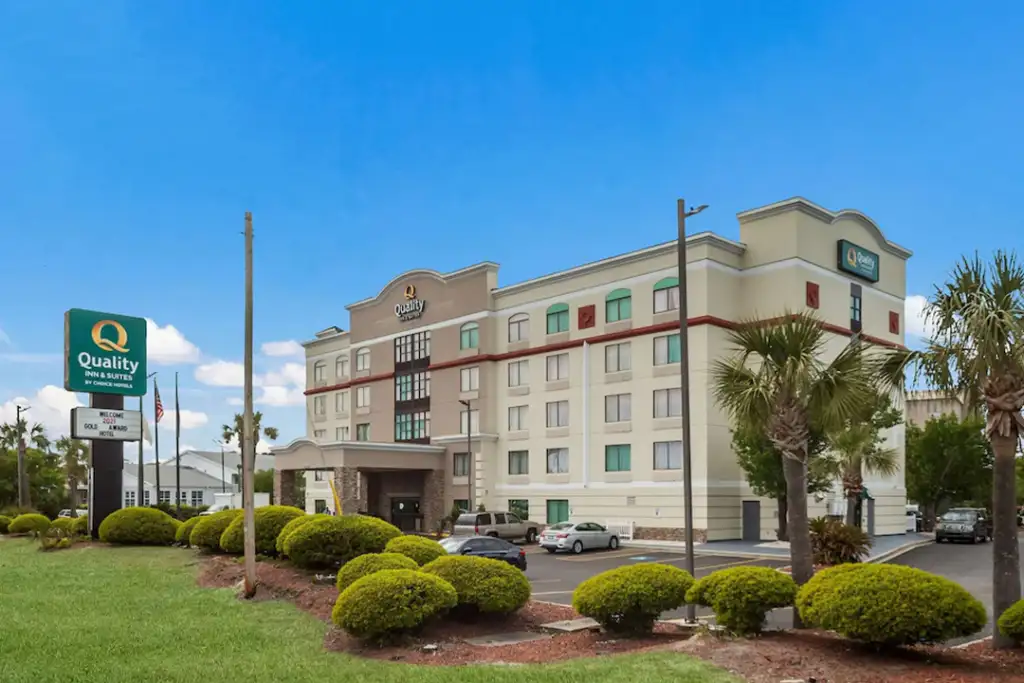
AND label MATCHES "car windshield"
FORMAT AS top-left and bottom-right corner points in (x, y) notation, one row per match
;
(454, 514), (478, 525)
(941, 511), (976, 522)
(438, 537), (464, 552)
(546, 523), (573, 531)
